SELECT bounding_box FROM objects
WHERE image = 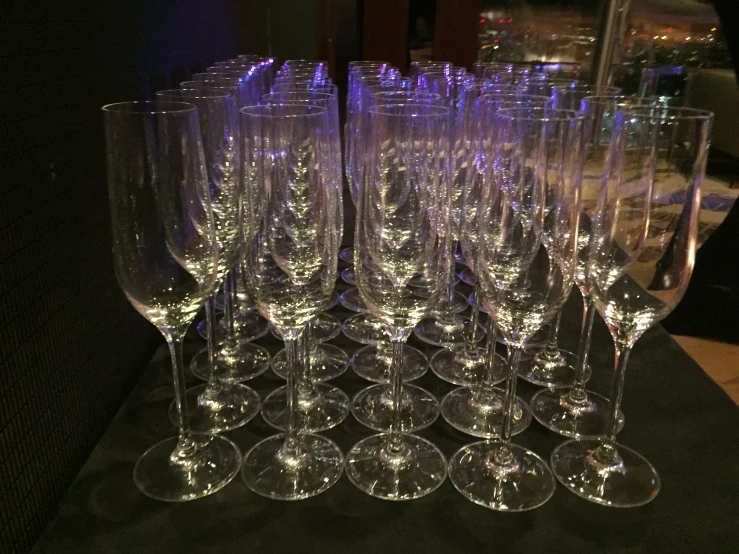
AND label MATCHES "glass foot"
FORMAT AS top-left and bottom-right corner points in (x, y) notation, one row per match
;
(455, 249), (468, 267)
(551, 439), (660, 507)
(352, 383), (439, 433)
(326, 290), (339, 310)
(459, 266), (476, 286)
(168, 383), (260, 433)
(271, 344), (349, 382)
(196, 310), (270, 342)
(470, 293), (488, 315)
(441, 386), (531, 438)
(449, 440), (555, 511)
(426, 291), (469, 315)
(228, 309), (271, 342)
(342, 313), (387, 344)
(190, 343), (271, 384)
(408, 273), (461, 289)
(414, 316), (485, 348)
(341, 266), (356, 285)
(271, 312), (341, 343)
(517, 347), (582, 387)
(430, 346), (506, 386)
(351, 343), (427, 383)
(133, 433), (241, 502)
(345, 433), (447, 500)
(241, 433), (343, 500)
(261, 384), (350, 433)
(531, 387), (625, 439)
(339, 247), (354, 265)
(339, 287), (368, 313)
